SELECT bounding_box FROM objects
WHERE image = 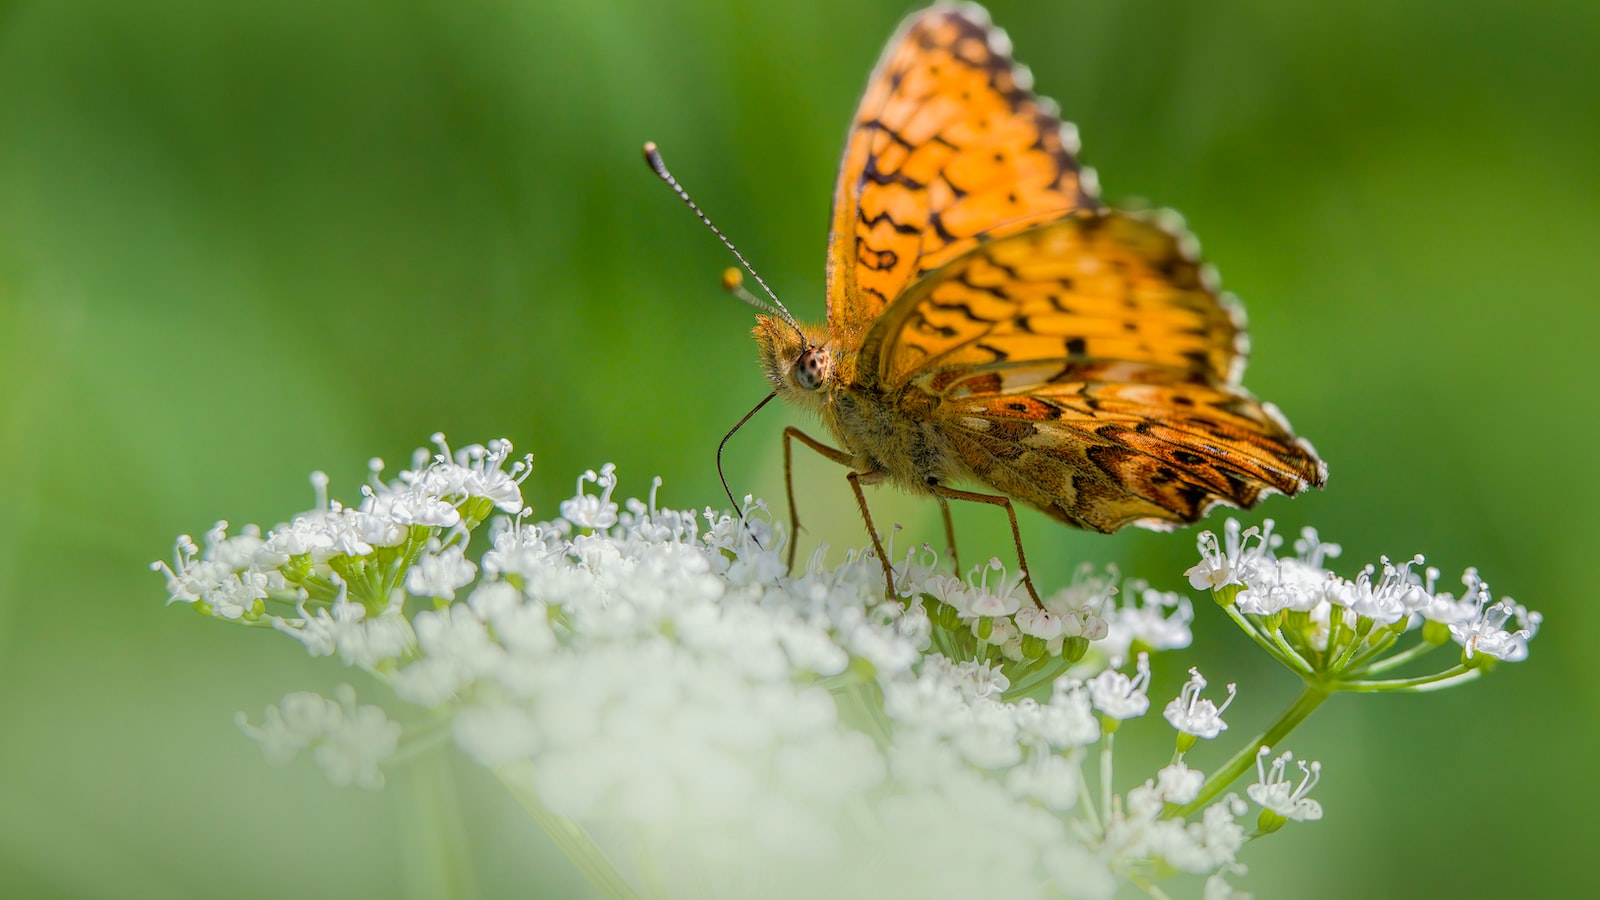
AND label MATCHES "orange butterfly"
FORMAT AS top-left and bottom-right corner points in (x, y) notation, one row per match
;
(651, 3), (1324, 606)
